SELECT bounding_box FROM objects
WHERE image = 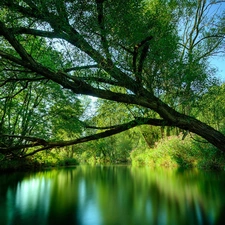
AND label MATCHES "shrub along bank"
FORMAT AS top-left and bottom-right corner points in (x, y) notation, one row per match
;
(130, 135), (225, 170)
